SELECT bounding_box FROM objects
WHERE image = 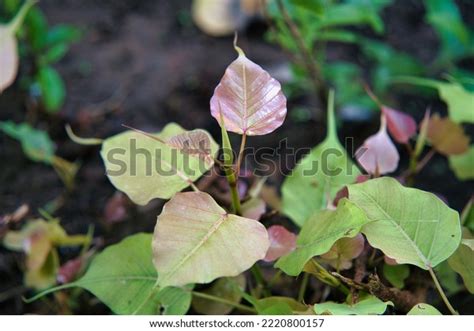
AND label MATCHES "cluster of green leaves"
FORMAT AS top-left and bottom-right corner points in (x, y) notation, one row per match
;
(1, 0), (81, 112)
